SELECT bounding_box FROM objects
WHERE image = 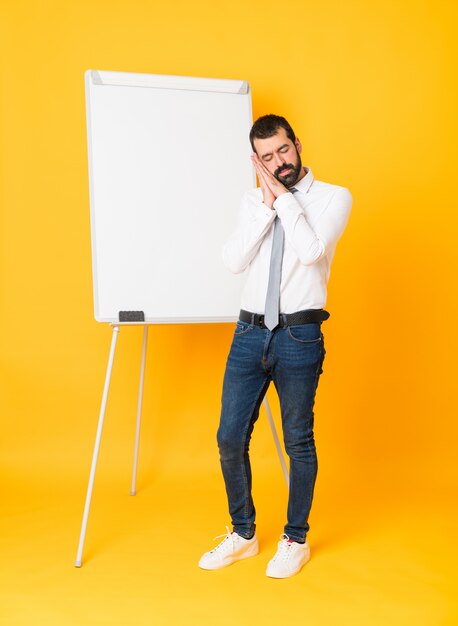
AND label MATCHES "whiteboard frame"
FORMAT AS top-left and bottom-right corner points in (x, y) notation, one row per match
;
(85, 70), (255, 324)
